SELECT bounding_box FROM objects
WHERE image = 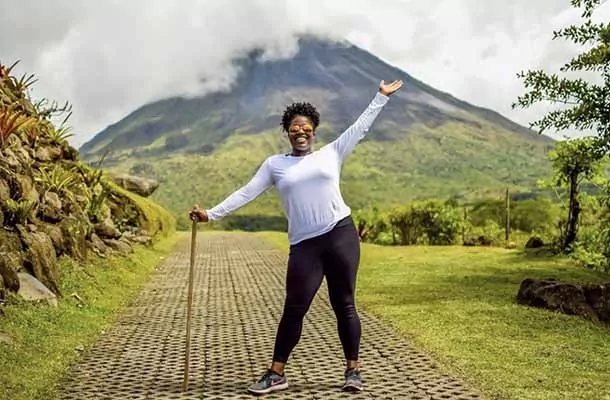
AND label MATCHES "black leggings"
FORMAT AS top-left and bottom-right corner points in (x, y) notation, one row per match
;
(272, 216), (361, 363)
